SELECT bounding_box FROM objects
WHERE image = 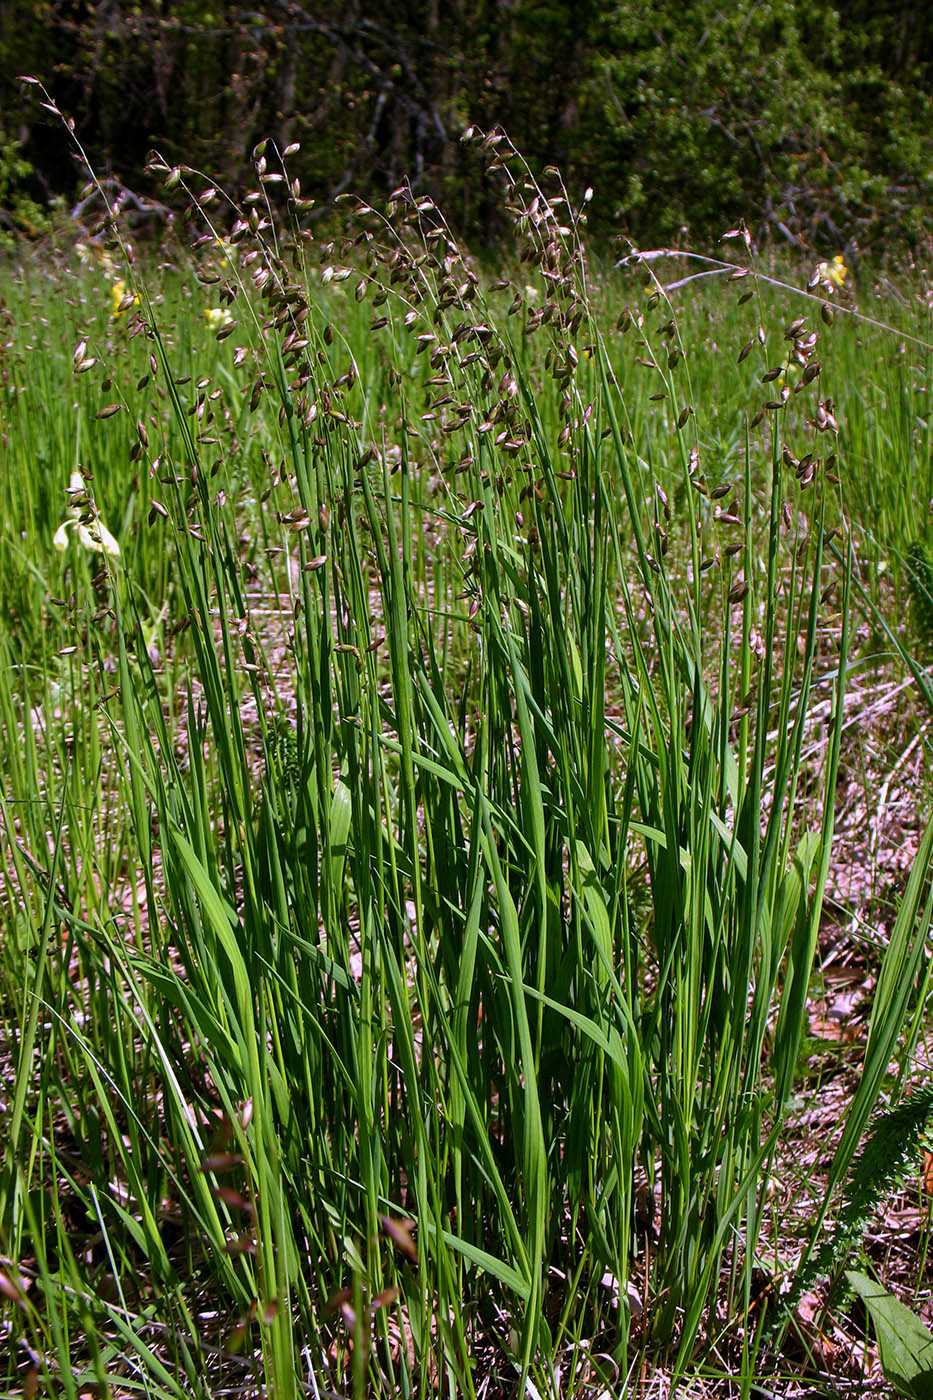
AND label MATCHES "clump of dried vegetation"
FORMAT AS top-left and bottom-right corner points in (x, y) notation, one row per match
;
(2, 90), (933, 1399)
